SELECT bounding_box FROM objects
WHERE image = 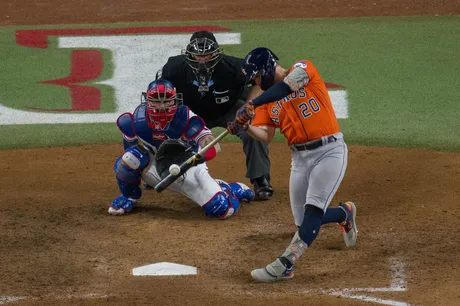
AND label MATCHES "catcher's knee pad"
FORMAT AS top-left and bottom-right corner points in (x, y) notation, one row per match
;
(215, 179), (231, 195)
(203, 192), (240, 220)
(215, 180), (255, 203)
(114, 145), (150, 183)
(229, 182), (255, 202)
